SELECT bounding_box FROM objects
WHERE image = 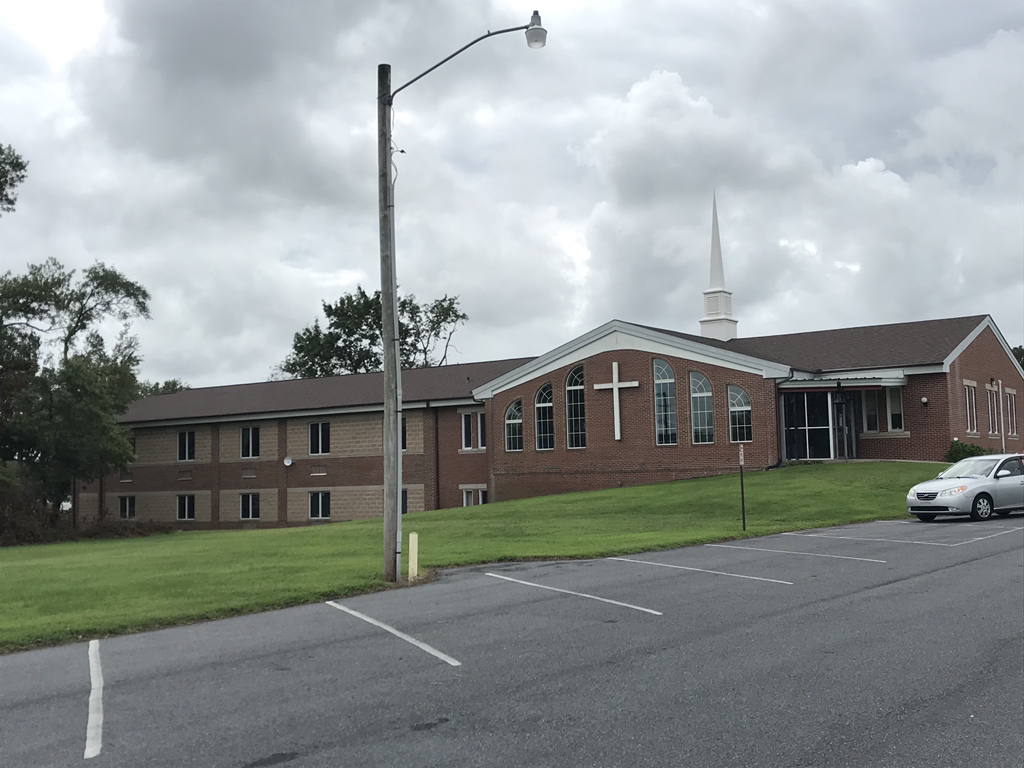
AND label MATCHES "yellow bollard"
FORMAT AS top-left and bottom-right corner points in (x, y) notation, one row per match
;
(408, 532), (419, 581)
